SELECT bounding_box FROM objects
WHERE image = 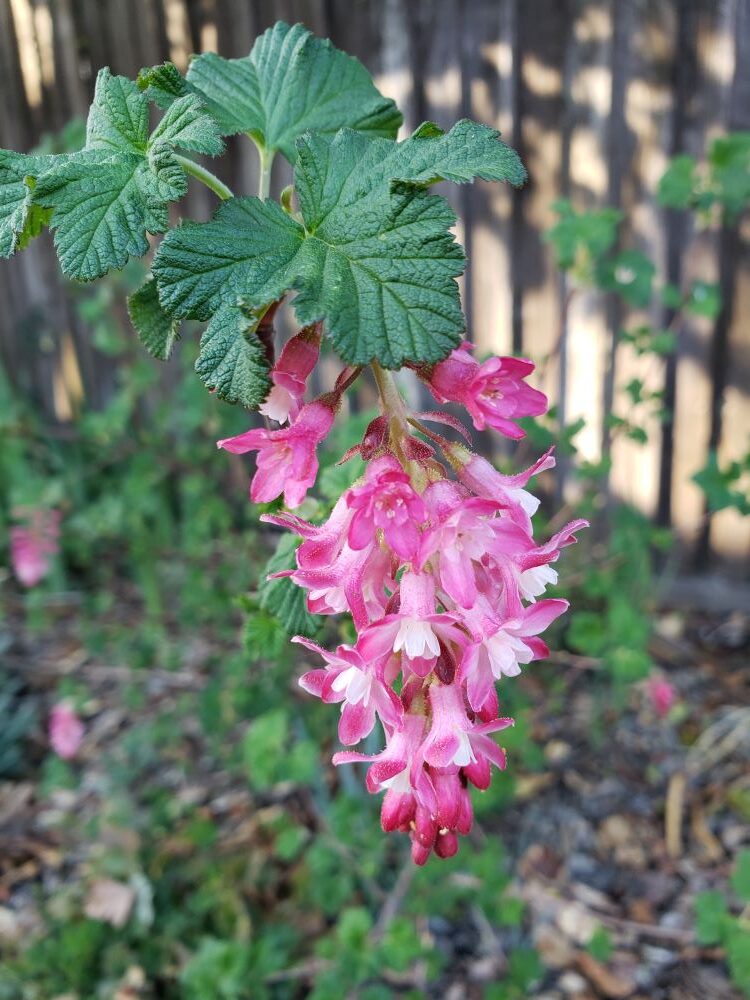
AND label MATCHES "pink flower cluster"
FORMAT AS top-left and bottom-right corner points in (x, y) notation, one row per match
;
(10, 507), (60, 587)
(221, 336), (586, 862)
